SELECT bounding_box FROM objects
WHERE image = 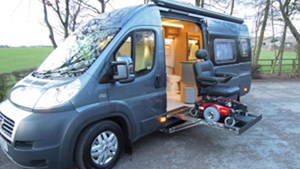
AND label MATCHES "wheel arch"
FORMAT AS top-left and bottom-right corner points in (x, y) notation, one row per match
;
(58, 111), (135, 169)
(73, 113), (133, 157)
